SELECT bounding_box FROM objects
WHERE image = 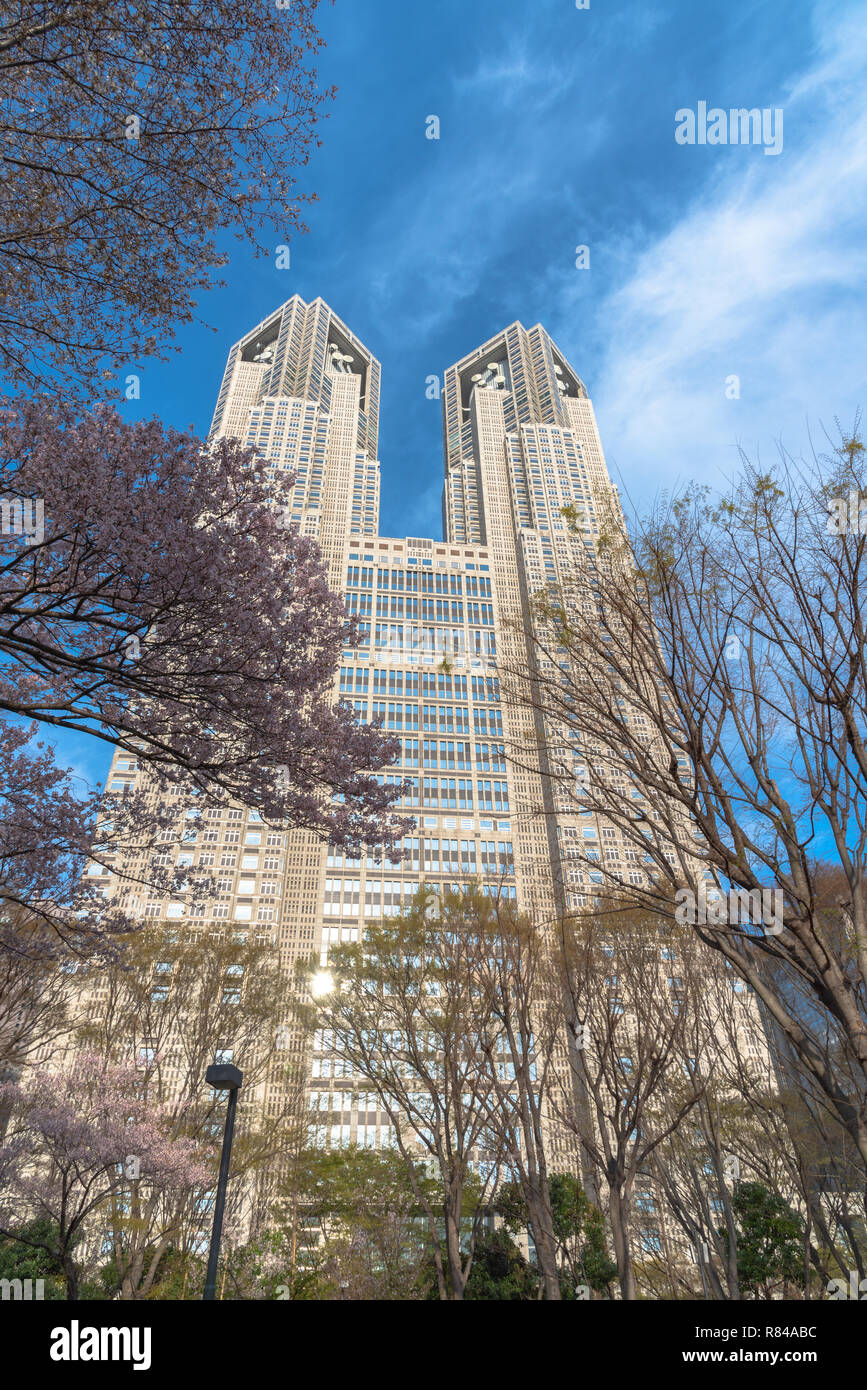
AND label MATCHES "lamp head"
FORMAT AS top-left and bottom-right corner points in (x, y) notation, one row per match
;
(205, 1063), (243, 1091)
